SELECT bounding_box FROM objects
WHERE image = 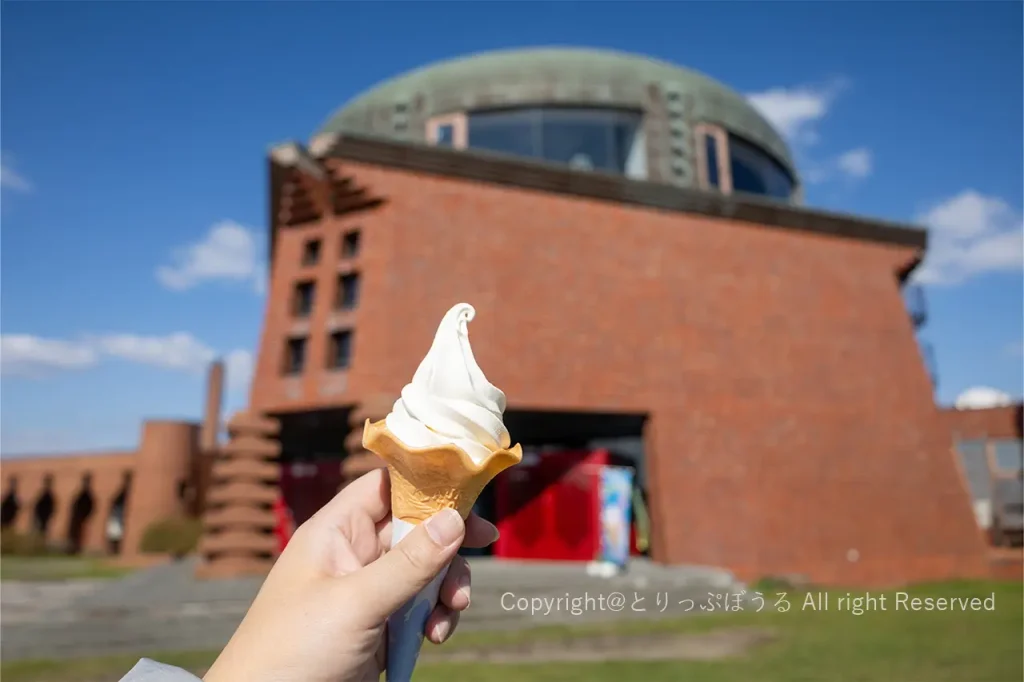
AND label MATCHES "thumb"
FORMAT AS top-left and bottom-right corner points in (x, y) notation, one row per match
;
(347, 508), (466, 624)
